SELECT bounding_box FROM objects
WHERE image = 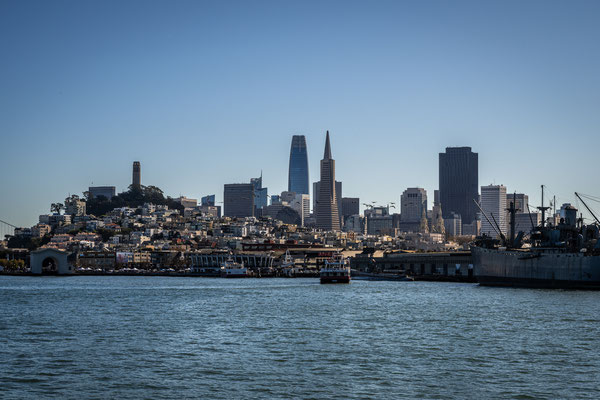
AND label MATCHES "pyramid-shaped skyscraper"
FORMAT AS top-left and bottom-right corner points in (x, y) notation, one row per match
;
(316, 131), (340, 231)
